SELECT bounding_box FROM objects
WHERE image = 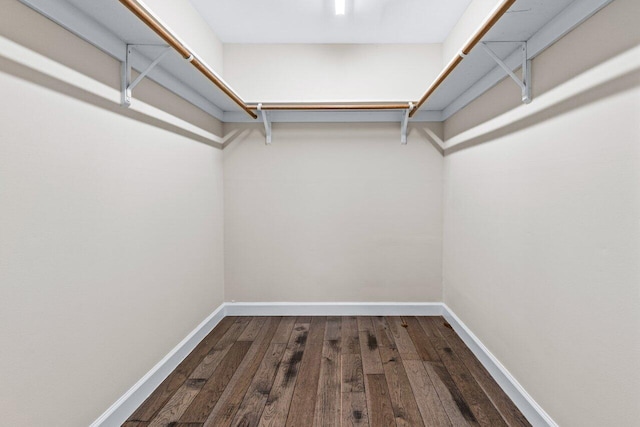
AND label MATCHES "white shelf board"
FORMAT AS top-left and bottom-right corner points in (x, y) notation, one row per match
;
(19, 0), (612, 123)
(425, 0), (613, 119)
(18, 0), (245, 120)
